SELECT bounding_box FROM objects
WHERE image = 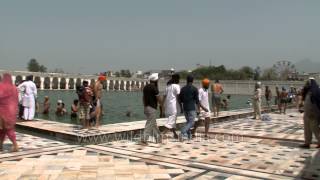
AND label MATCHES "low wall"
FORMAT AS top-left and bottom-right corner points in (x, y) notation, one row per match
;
(158, 80), (305, 95)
